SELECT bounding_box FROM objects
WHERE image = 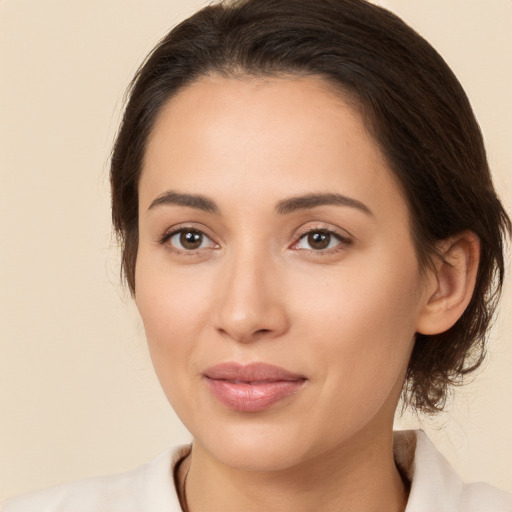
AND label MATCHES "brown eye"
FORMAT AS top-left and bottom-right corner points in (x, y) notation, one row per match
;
(166, 228), (215, 252)
(180, 230), (203, 250)
(307, 232), (331, 250)
(294, 229), (349, 252)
